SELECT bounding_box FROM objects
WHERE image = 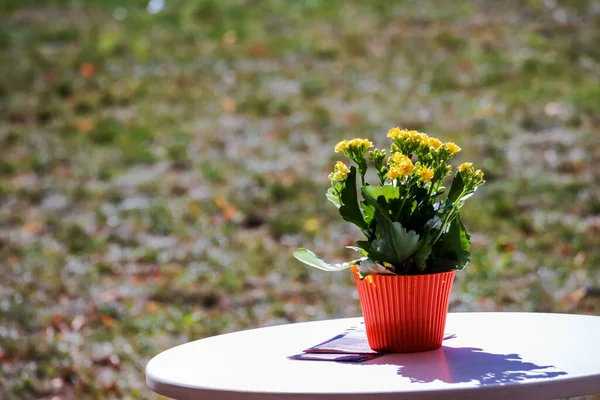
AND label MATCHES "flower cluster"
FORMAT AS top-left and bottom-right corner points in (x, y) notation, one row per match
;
(418, 165), (434, 183)
(296, 128), (485, 277)
(386, 128), (460, 160)
(334, 138), (374, 183)
(328, 161), (350, 183)
(458, 162), (485, 186)
(368, 148), (387, 183)
(387, 152), (414, 180)
(334, 138), (373, 165)
(330, 128), (483, 203)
